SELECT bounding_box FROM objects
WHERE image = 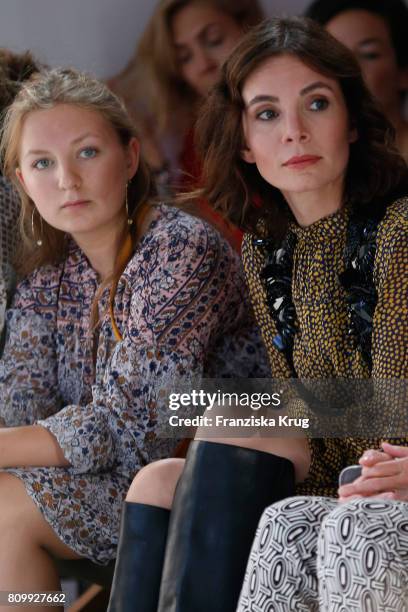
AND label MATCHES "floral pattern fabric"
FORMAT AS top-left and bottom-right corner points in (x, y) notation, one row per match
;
(0, 204), (266, 564)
